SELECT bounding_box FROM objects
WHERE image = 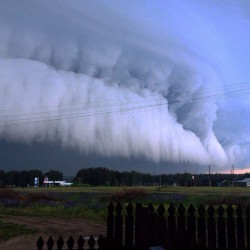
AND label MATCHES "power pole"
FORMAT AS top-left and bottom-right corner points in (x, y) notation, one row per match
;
(209, 165), (211, 187)
(232, 164), (234, 186)
(185, 170), (187, 187)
